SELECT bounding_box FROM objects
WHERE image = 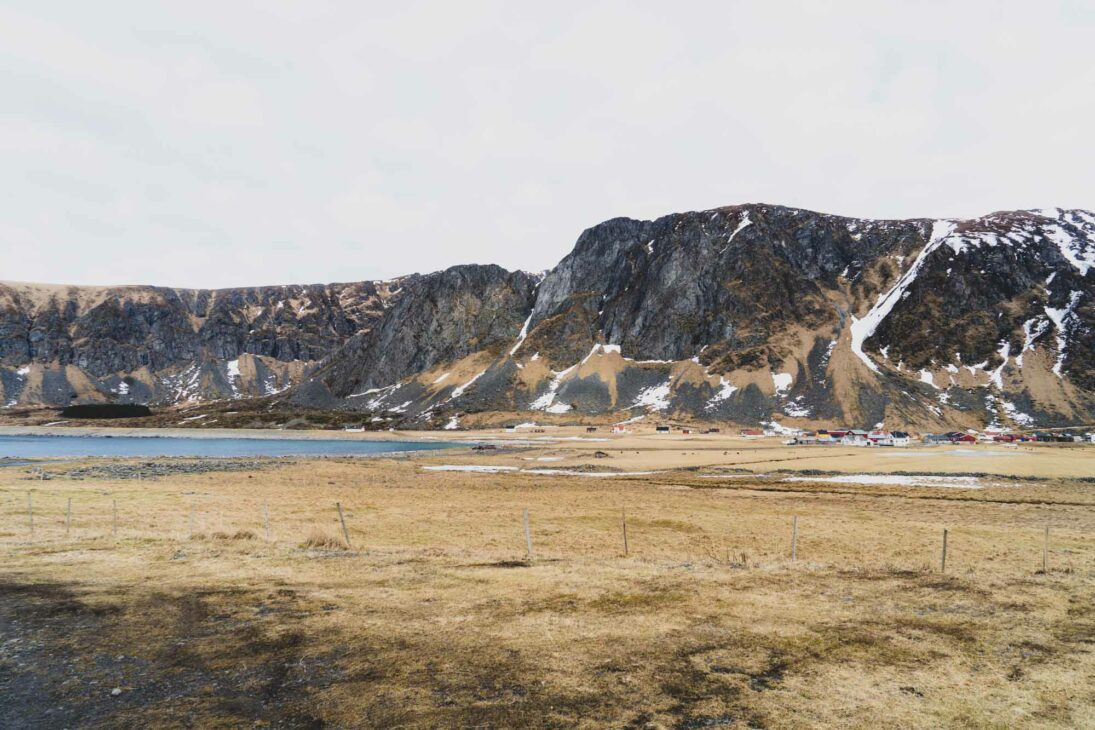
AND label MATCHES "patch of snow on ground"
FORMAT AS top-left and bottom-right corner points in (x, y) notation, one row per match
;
(772, 372), (793, 394)
(163, 365), (202, 403)
(1002, 401), (1035, 426)
(632, 380), (672, 411)
(762, 421), (801, 436)
(422, 465), (519, 473)
(450, 370), (487, 399)
(784, 474), (983, 489)
(530, 364), (577, 412)
(432, 372), (450, 384)
(443, 415), (459, 430)
(522, 469), (659, 477)
(704, 377), (738, 410)
(919, 370), (938, 389)
(348, 383), (402, 410)
(16, 365), (30, 376)
(849, 220), (955, 372)
(783, 397), (811, 417)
